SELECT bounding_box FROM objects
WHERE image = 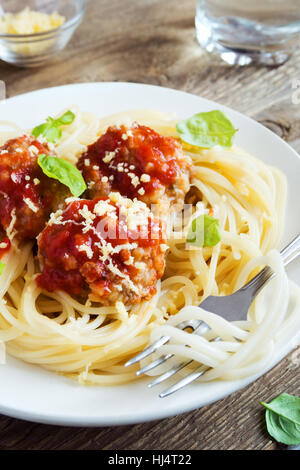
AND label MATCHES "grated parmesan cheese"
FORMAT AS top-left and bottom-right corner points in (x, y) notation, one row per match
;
(23, 197), (39, 213)
(94, 200), (116, 217)
(78, 205), (96, 232)
(11, 172), (18, 184)
(78, 244), (93, 260)
(0, 7), (66, 57)
(46, 194), (157, 297)
(140, 173), (150, 183)
(0, 7), (65, 35)
(6, 208), (17, 241)
(28, 145), (38, 155)
(103, 151), (116, 164)
(48, 209), (64, 226)
(131, 176), (139, 187)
